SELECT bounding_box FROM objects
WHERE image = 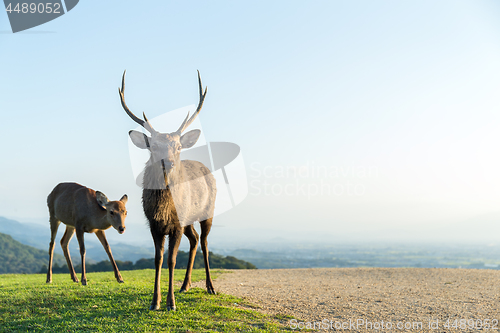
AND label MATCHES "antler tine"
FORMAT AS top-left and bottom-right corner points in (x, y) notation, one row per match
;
(176, 70), (208, 133)
(119, 70), (157, 134)
(142, 112), (157, 134)
(176, 112), (191, 134)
